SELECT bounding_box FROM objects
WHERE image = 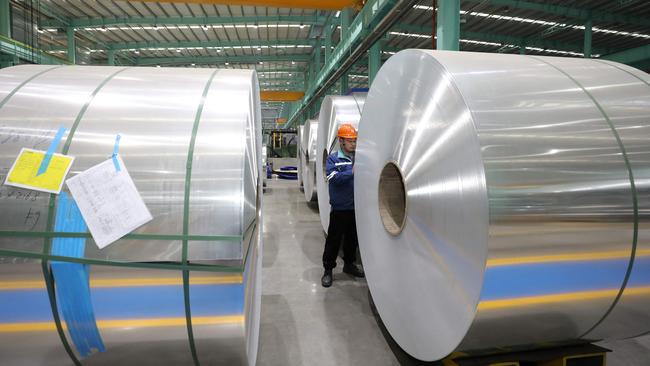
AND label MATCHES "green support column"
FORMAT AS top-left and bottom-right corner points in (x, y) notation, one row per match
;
(0, 0), (10, 38)
(584, 18), (593, 58)
(0, 0), (11, 68)
(314, 37), (322, 72)
(340, 73), (348, 95)
(519, 40), (526, 55)
(66, 27), (76, 64)
(341, 8), (351, 41)
(107, 49), (116, 66)
(437, 0), (460, 51)
(369, 41), (382, 86)
(324, 25), (332, 64)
